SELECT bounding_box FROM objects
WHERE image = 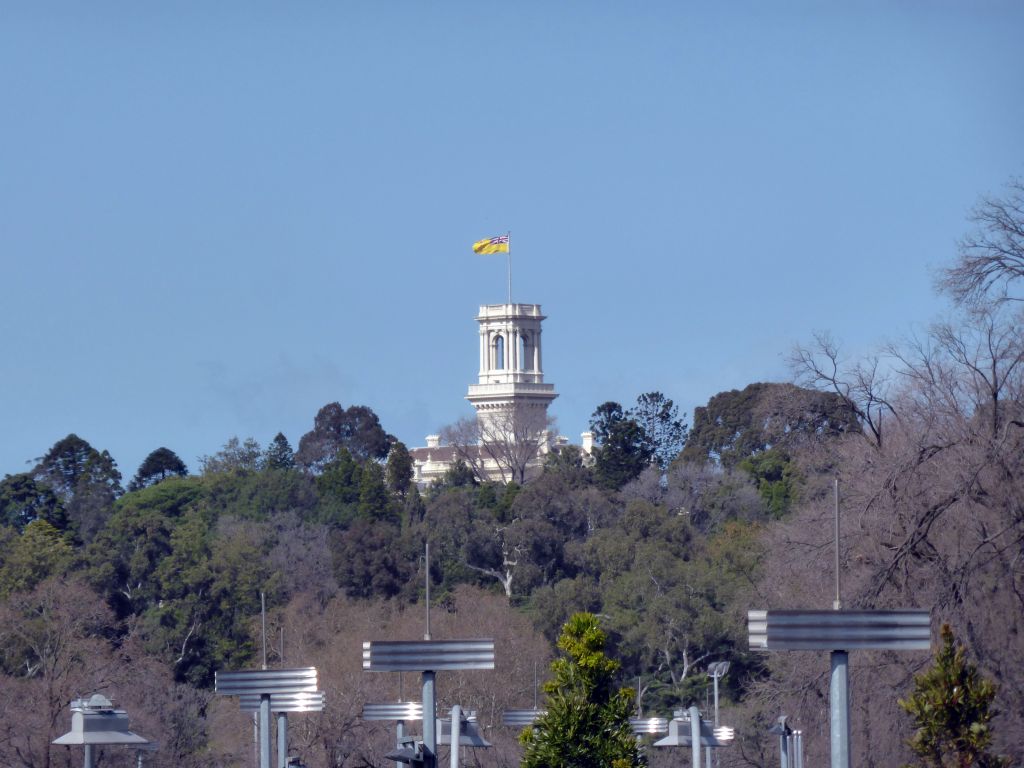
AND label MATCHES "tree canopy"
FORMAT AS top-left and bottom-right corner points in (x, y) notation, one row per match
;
(130, 447), (189, 491)
(520, 612), (644, 768)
